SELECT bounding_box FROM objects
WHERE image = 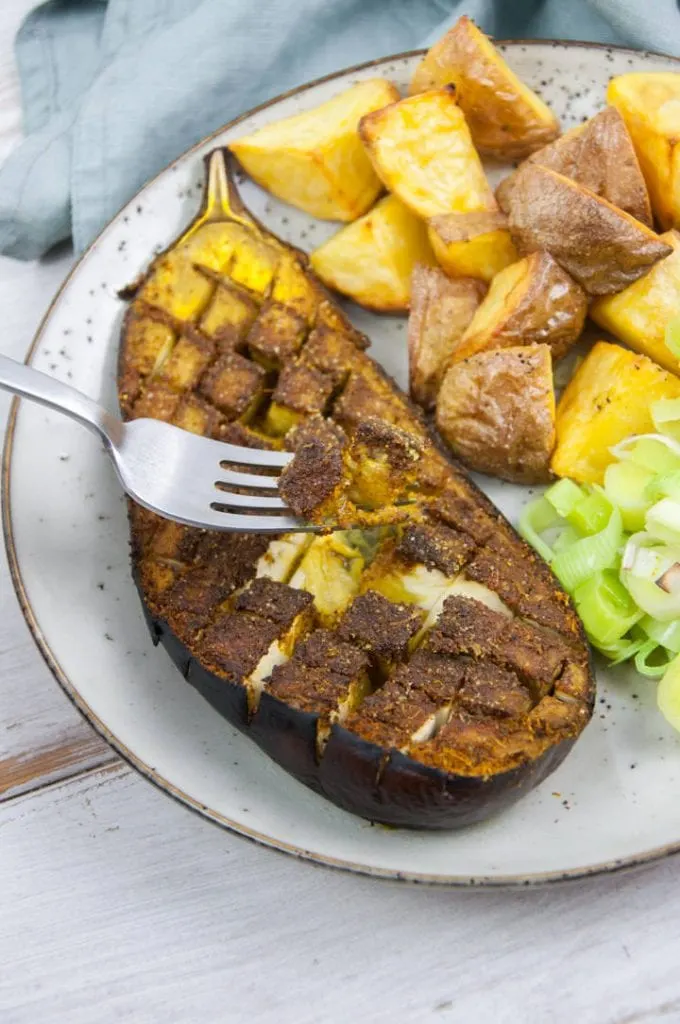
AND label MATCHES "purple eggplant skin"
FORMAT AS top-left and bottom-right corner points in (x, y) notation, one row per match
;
(137, 594), (581, 831)
(250, 691), (325, 795)
(319, 726), (577, 830)
(131, 570), (251, 730)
